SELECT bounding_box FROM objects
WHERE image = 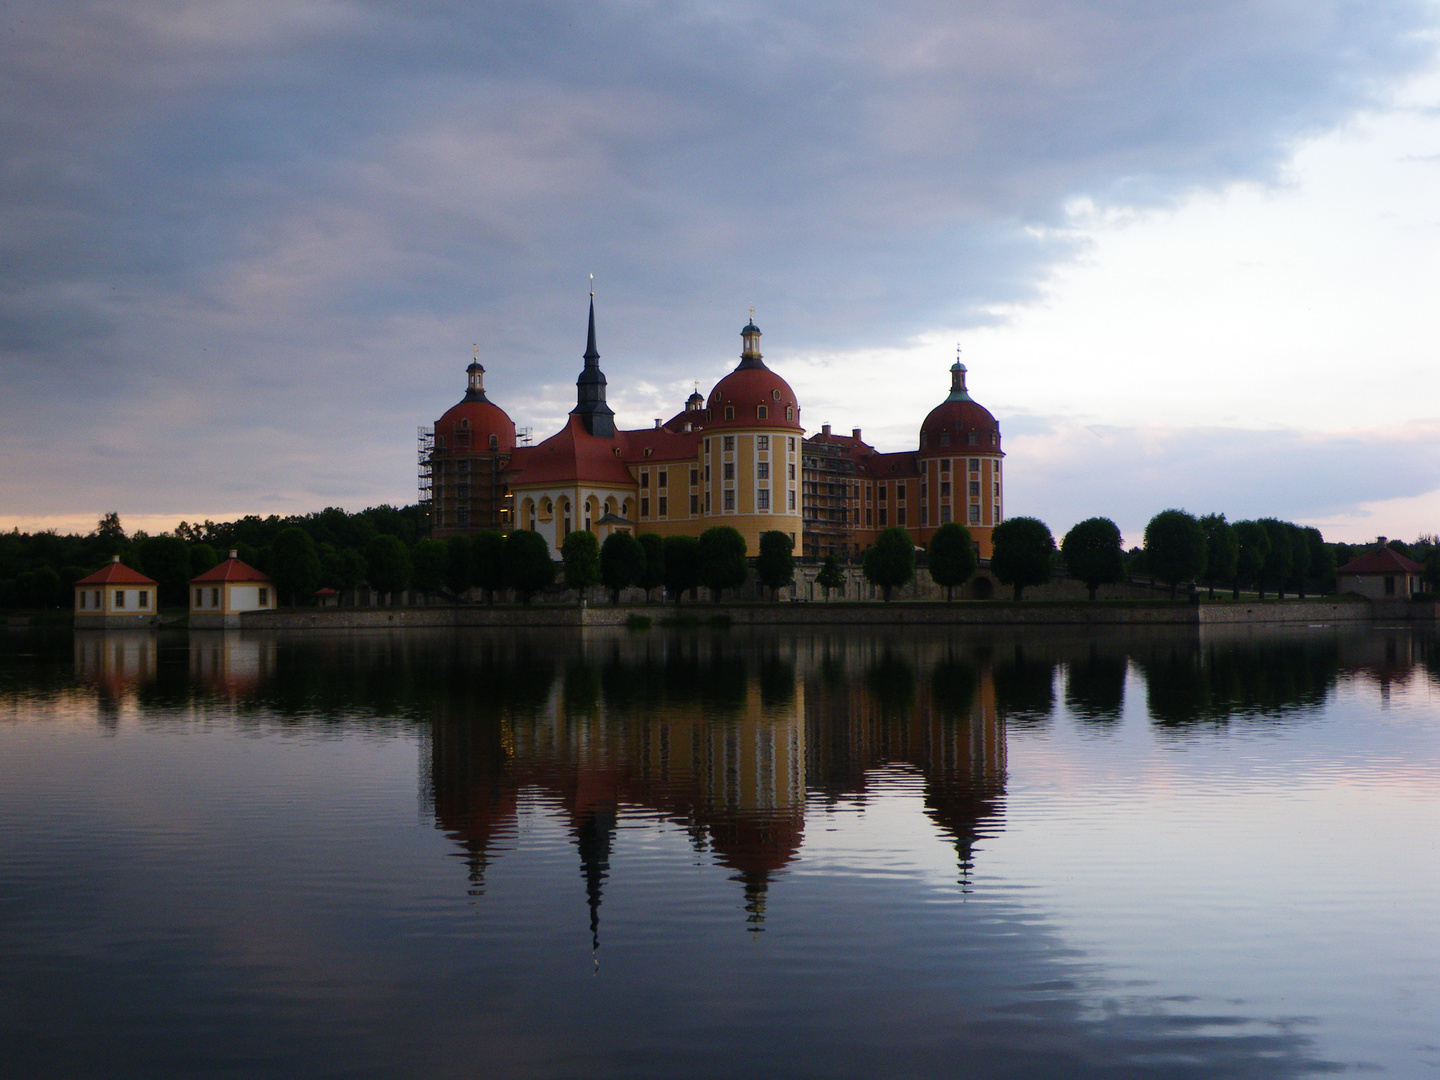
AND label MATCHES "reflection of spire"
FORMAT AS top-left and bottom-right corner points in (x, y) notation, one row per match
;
(741, 870), (768, 932)
(576, 806), (616, 959)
